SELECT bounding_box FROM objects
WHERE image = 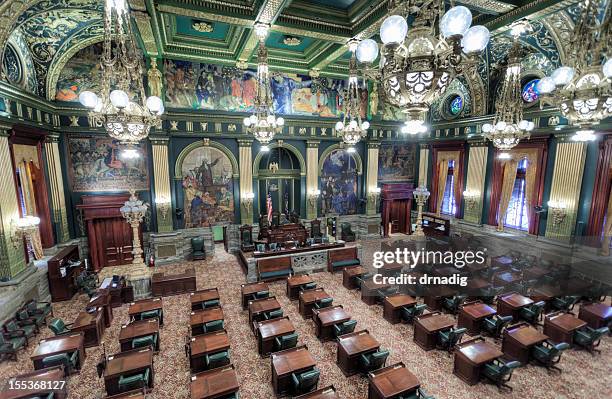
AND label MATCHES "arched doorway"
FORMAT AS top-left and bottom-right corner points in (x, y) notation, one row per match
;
(257, 147), (302, 217)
